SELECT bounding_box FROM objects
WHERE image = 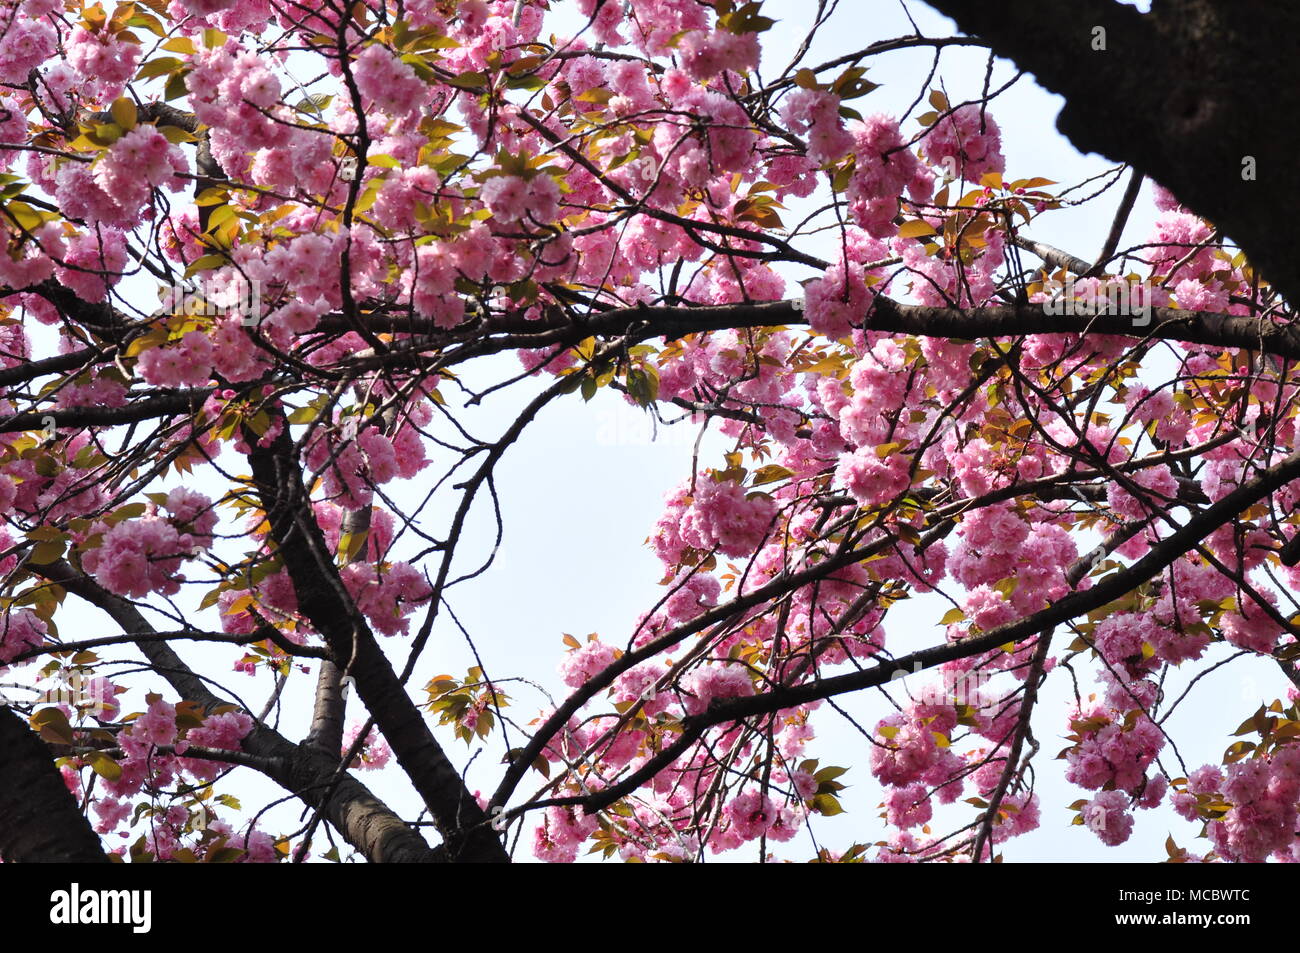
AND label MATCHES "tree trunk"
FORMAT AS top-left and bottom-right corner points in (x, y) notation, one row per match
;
(0, 706), (108, 863)
(247, 419), (509, 862)
(923, 0), (1300, 303)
